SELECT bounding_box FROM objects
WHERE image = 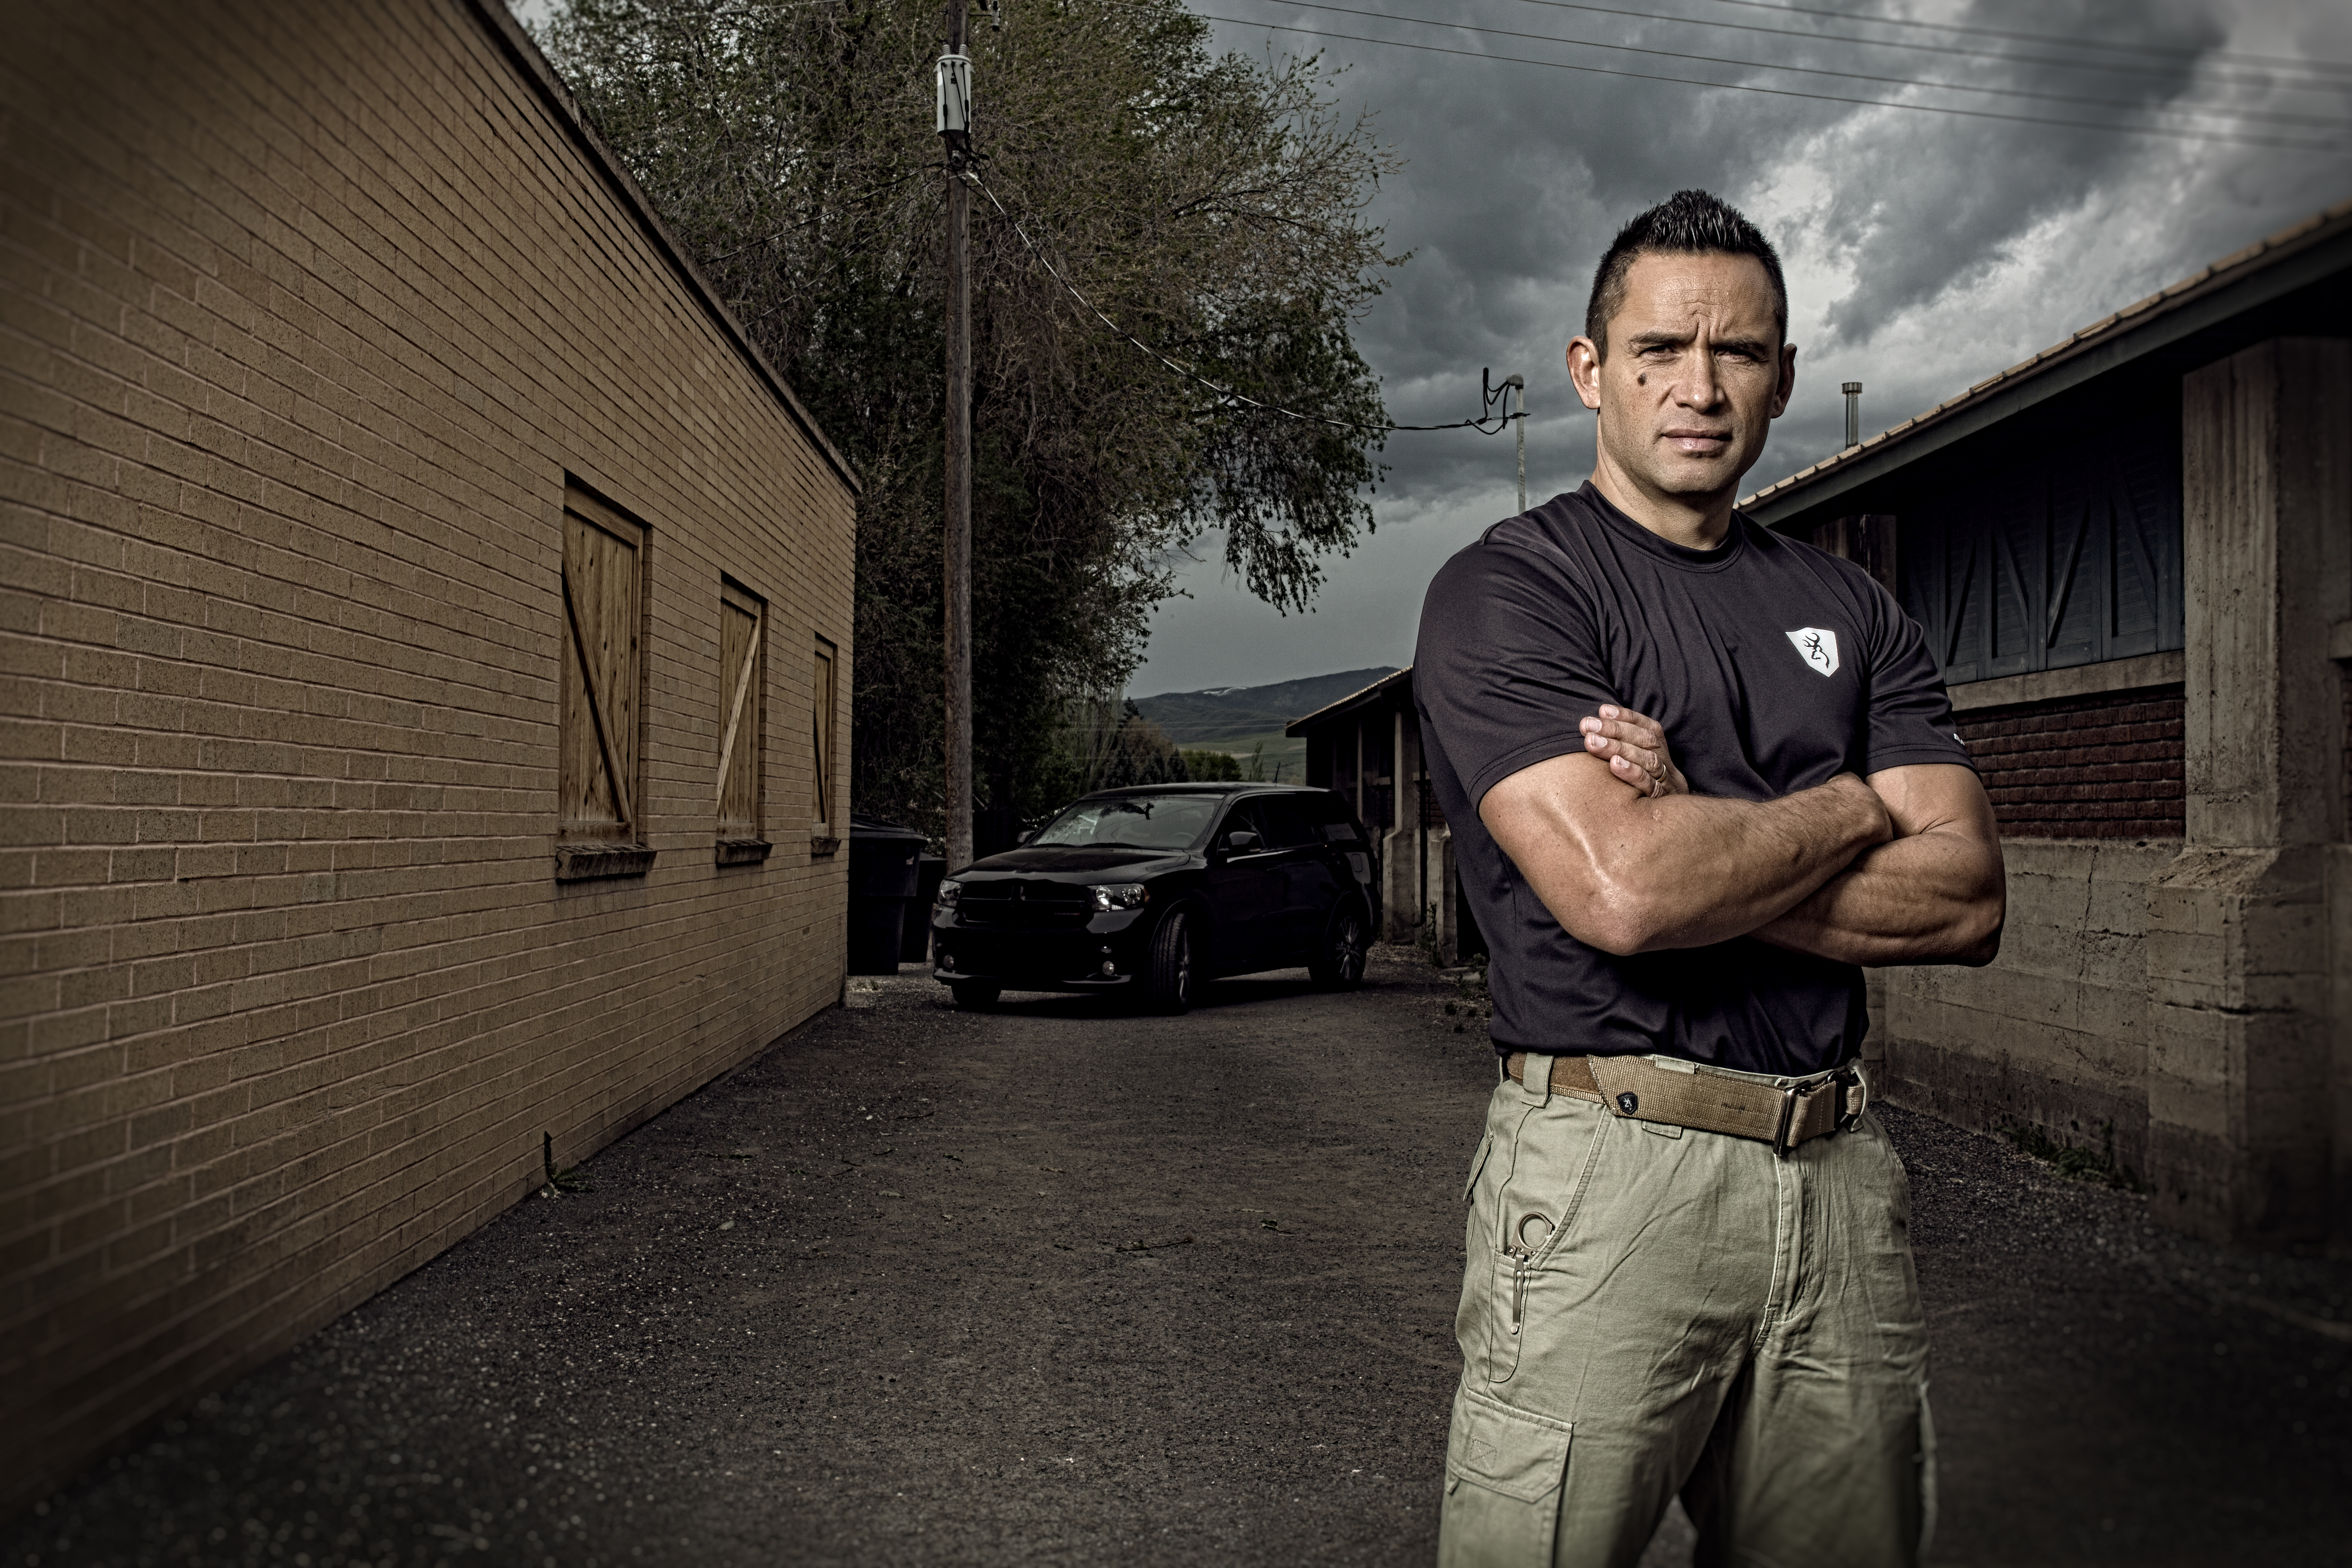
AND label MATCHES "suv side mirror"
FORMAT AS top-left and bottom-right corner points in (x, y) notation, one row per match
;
(1222, 829), (1262, 853)
(1015, 828), (1035, 846)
